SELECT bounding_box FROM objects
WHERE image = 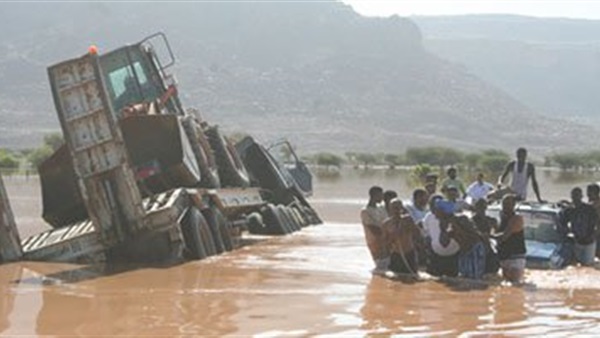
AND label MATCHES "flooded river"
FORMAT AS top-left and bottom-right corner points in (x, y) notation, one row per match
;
(2, 169), (600, 335)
